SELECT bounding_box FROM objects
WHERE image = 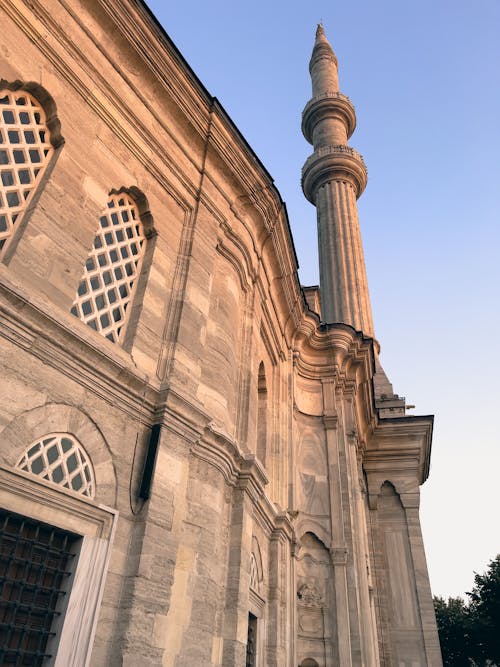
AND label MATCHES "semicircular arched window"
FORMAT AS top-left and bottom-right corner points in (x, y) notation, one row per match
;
(70, 191), (146, 343)
(0, 88), (54, 255)
(16, 433), (95, 498)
